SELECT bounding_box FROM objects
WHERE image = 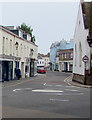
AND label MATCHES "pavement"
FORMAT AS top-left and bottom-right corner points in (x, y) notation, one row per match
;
(65, 74), (92, 88)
